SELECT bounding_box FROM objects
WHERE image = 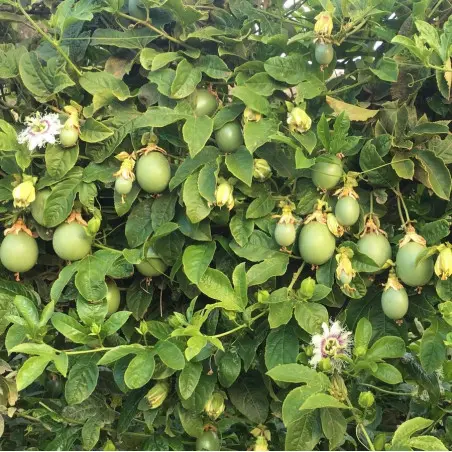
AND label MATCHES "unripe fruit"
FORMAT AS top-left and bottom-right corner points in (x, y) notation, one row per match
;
(298, 221), (336, 265)
(106, 280), (121, 315)
(311, 155), (343, 190)
(115, 177), (133, 195)
(215, 122), (243, 153)
(196, 431), (220, 451)
(396, 242), (434, 287)
(274, 222), (296, 247)
(381, 286), (409, 319)
(135, 246), (168, 277)
(335, 197), (360, 226)
(357, 233), (392, 270)
(193, 89), (218, 117)
(0, 232), (38, 273)
(315, 42), (334, 65)
(53, 222), (92, 261)
(59, 127), (79, 147)
(136, 152), (171, 194)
